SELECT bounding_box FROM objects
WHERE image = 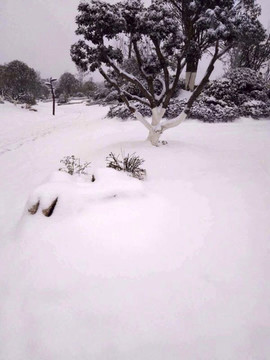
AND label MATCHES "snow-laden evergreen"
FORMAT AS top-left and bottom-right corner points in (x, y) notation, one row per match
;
(71, 0), (261, 145)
